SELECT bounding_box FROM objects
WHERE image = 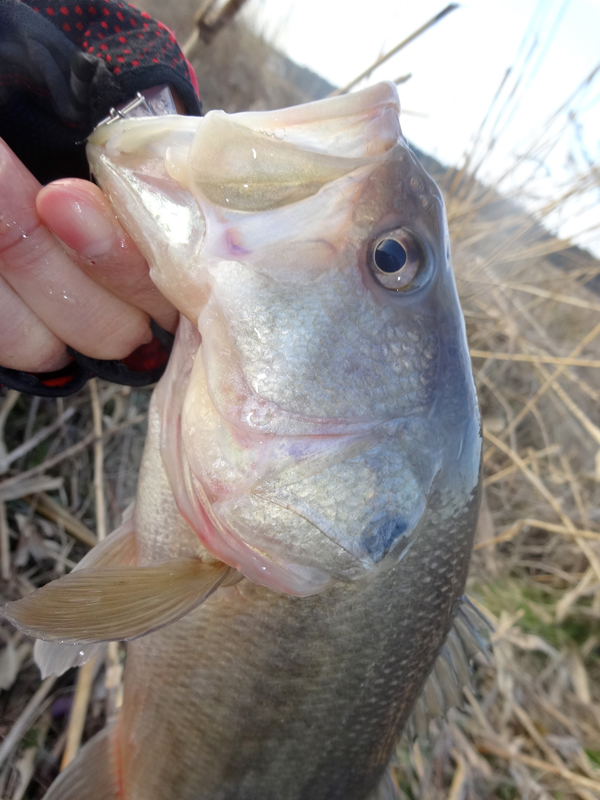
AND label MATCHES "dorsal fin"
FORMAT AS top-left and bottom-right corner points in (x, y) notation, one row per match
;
(404, 595), (494, 741)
